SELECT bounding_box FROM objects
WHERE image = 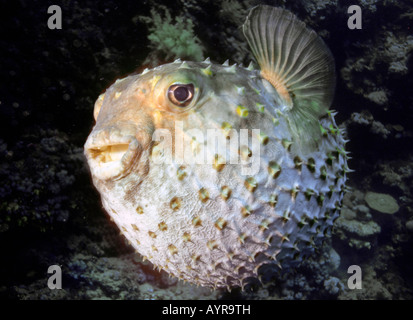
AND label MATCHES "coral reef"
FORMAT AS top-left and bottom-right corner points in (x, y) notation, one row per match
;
(138, 6), (204, 66)
(7, 216), (218, 300)
(0, 128), (86, 233)
(334, 192), (381, 250)
(340, 30), (413, 106)
(373, 158), (413, 199)
(332, 188), (413, 299)
(365, 192), (399, 214)
(339, 0), (413, 107)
